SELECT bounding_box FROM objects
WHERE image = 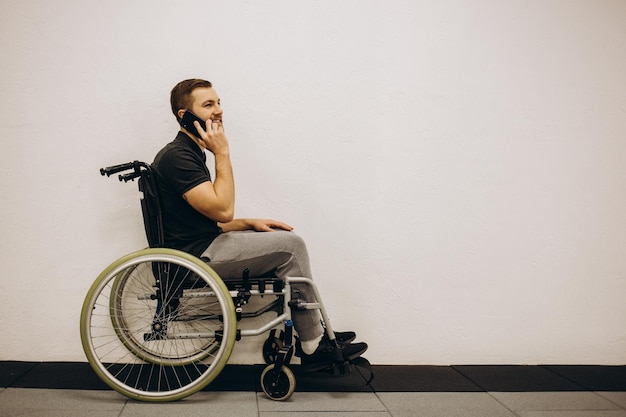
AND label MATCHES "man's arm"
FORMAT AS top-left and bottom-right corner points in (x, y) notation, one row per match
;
(183, 121), (235, 223)
(181, 120), (292, 232)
